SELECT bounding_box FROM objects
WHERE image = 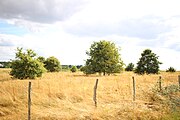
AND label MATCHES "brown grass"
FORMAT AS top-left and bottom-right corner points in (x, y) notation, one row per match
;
(0, 68), (179, 120)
